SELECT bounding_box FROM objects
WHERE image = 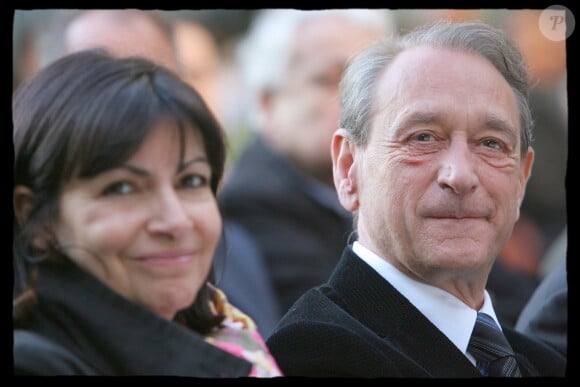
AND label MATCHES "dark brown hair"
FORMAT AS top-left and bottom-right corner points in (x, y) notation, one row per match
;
(13, 49), (226, 333)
